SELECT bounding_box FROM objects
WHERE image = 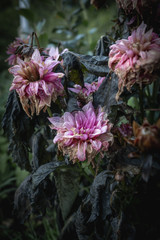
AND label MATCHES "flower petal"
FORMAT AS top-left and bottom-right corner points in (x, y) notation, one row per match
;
(77, 142), (87, 161)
